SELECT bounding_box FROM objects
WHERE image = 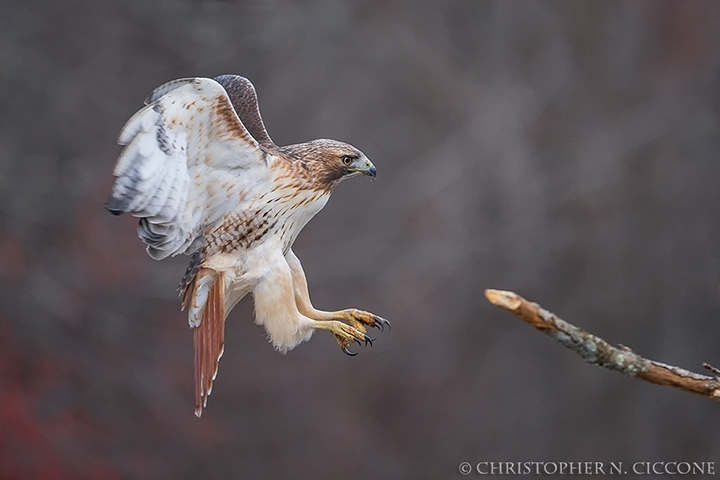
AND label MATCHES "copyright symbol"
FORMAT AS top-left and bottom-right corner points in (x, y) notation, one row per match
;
(459, 462), (472, 475)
